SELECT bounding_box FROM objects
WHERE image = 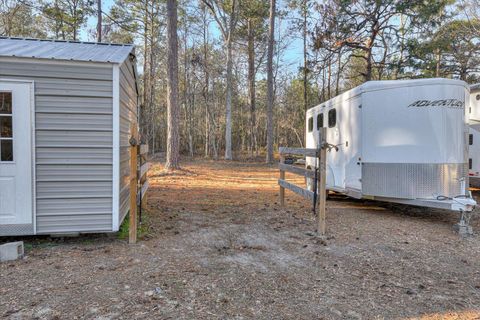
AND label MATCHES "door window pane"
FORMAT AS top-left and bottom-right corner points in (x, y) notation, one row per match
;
(1, 140), (13, 161)
(0, 116), (12, 137)
(0, 92), (12, 114)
